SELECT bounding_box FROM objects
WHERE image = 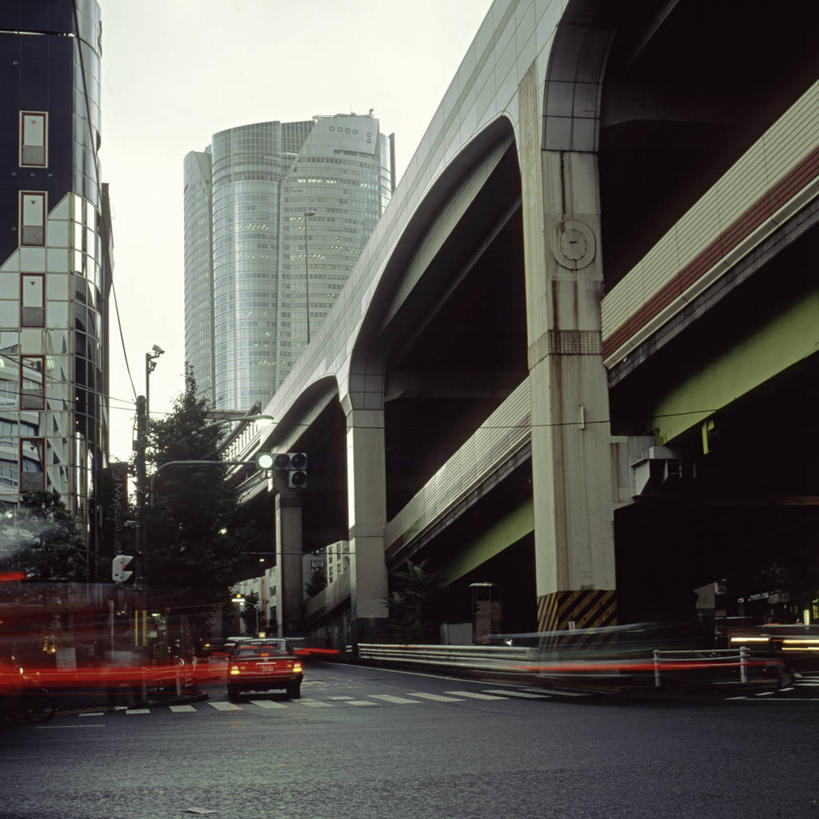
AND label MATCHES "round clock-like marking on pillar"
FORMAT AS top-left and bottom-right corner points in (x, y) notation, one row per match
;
(552, 219), (596, 270)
